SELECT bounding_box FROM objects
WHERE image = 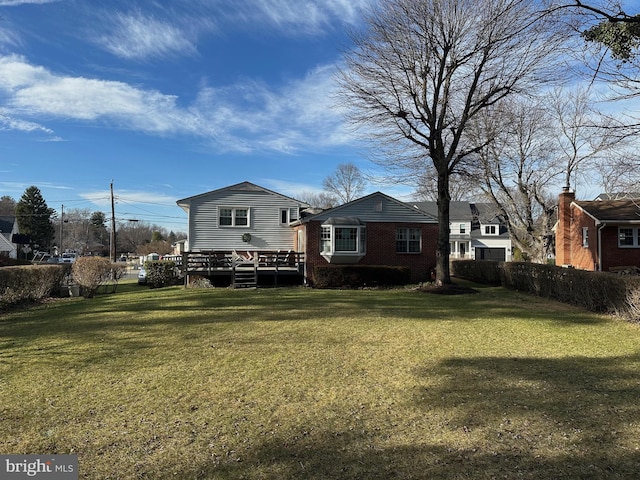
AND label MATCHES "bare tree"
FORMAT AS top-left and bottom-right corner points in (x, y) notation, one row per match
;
(322, 162), (367, 204)
(297, 191), (338, 210)
(470, 97), (562, 262)
(548, 86), (624, 190)
(413, 166), (482, 202)
(338, 0), (564, 284)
